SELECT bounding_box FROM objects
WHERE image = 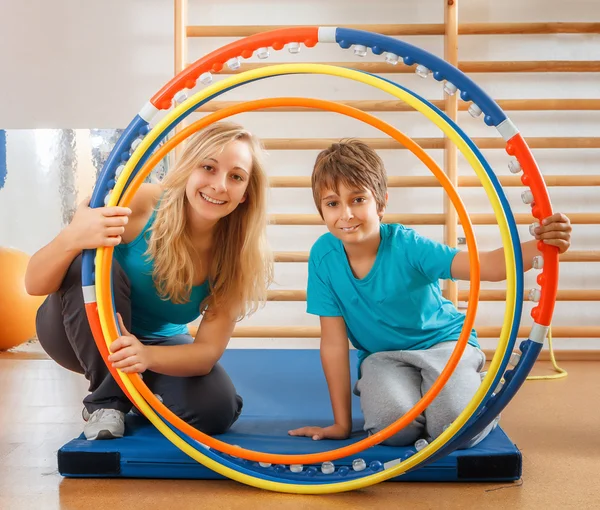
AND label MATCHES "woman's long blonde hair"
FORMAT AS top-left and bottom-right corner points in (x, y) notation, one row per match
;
(146, 121), (273, 320)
